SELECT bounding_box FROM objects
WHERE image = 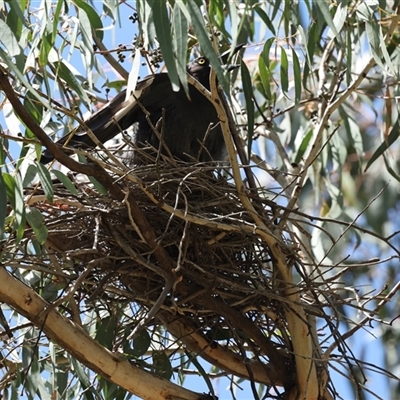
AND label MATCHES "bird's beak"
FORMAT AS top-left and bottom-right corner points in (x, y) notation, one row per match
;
(220, 44), (245, 64)
(224, 64), (240, 72)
